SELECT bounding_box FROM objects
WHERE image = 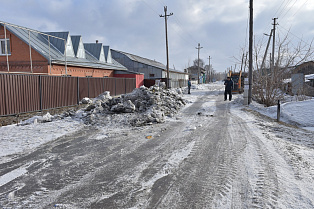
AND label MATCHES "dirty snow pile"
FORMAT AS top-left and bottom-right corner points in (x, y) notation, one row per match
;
(78, 85), (187, 127)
